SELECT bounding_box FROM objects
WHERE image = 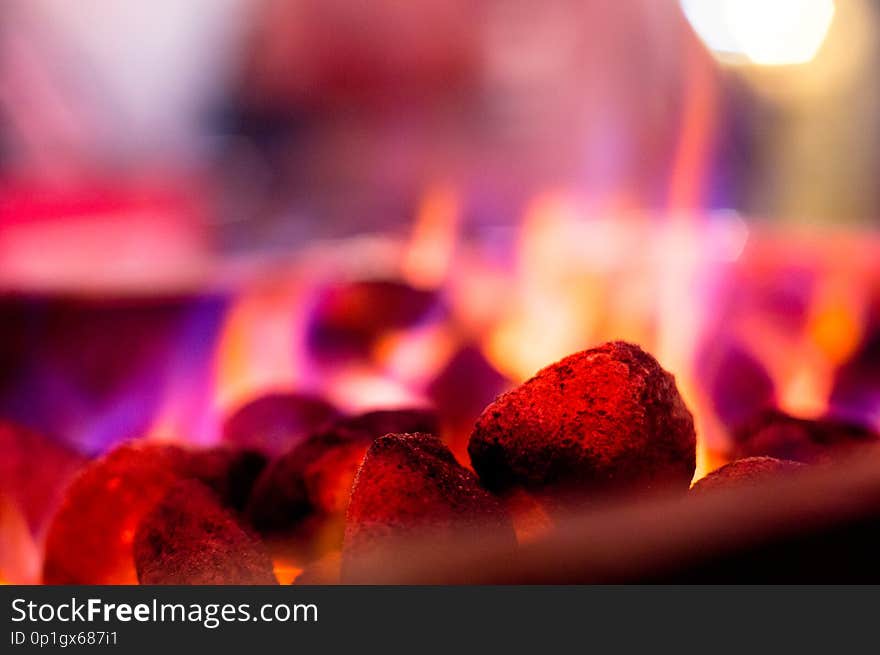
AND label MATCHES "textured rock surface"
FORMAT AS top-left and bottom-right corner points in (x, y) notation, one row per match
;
(43, 441), (268, 583)
(43, 443), (190, 584)
(469, 341), (696, 504)
(134, 480), (276, 585)
(343, 433), (514, 578)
